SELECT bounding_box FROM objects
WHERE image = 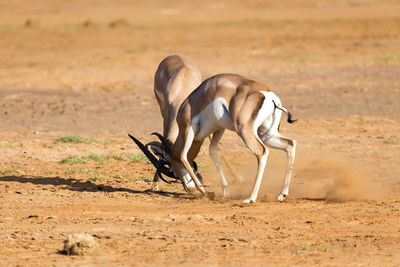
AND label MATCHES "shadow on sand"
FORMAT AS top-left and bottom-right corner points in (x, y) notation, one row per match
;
(0, 175), (186, 198)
